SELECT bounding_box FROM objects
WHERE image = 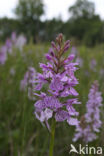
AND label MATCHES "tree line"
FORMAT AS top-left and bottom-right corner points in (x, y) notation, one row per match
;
(0, 0), (104, 46)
